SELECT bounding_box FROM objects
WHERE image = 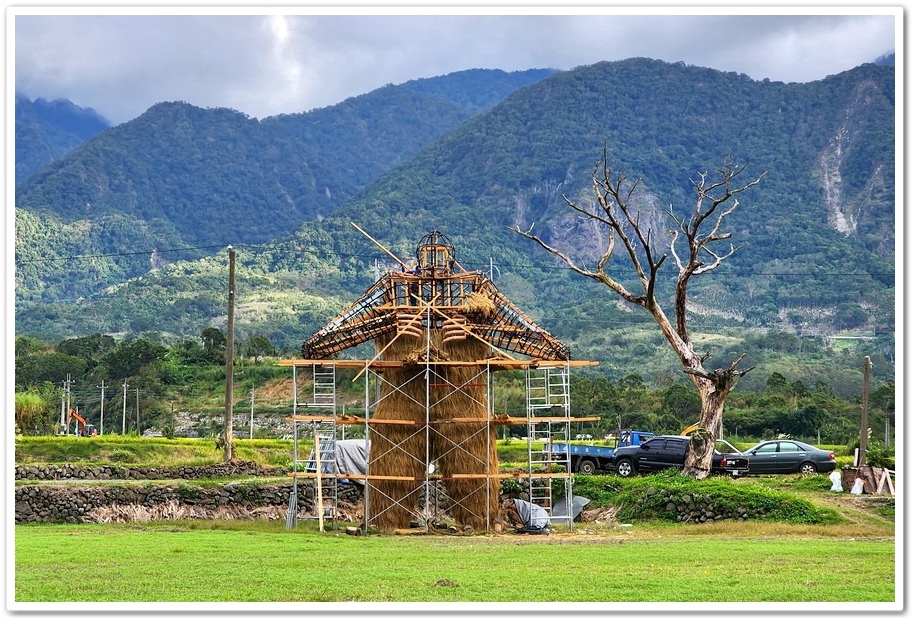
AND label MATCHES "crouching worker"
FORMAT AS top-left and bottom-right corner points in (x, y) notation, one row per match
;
(501, 498), (550, 535)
